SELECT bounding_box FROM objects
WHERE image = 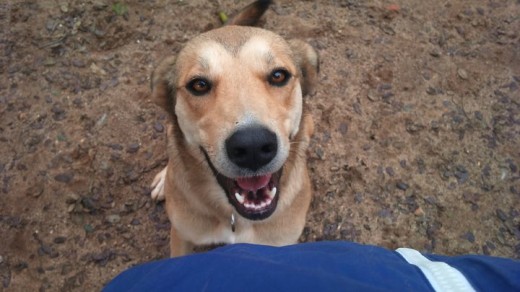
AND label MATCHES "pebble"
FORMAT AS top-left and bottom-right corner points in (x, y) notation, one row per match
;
(106, 214), (121, 224)
(26, 182), (44, 197)
(367, 90), (378, 101)
(354, 193), (363, 203)
(45, 20), (57, 32)
(429, 49), (441, 57)
(405, 119), (424, 134)
(462, 231), (475, 243)
(506, 159), (517, 173)
(65, 193), (80, 204)
(54, 172), (74, 183)
(385, 167), (395, 177)
(84, 224), (94, 233)
(51, 104), (66, 121)
(14, 262), (28, 272)
(457, 68), (468, 80)
(353, 103), (362, 115)
(72, 59), (86, 68)
(396, 182), (409, 190)
(454, 165), (469, 184)
(126, 143), (140, 153)
(338, 122), (348, 135)
(54, 236), (66, 244)
(81, 197), (97, 211)
(108, 143), (123, 151)
(382, 92), (394, 101)
(130, 218), (141, 226)
(496, 209), (508, 222)
(153, 122), (164, 133)
(427, 86), (444, 96)
(91, 250), (116, 266)
(414, 207), (425, 216)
